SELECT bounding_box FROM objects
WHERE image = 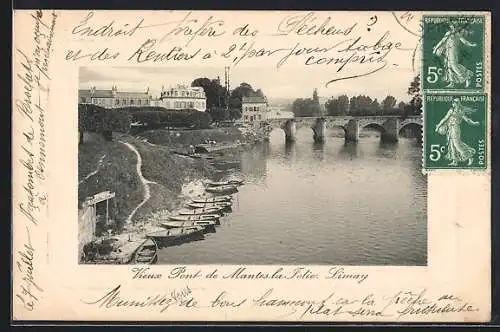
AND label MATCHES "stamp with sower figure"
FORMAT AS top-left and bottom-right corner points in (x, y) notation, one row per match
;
(424, 94), (486, 170)
(422, 15), (484, 92)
